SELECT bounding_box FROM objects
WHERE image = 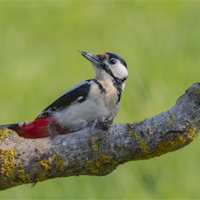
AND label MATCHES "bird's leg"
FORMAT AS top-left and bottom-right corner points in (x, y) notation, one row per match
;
(97, 115), (114, 131)
(90, 115), (114, 136)
(91, 119), (99, 136)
